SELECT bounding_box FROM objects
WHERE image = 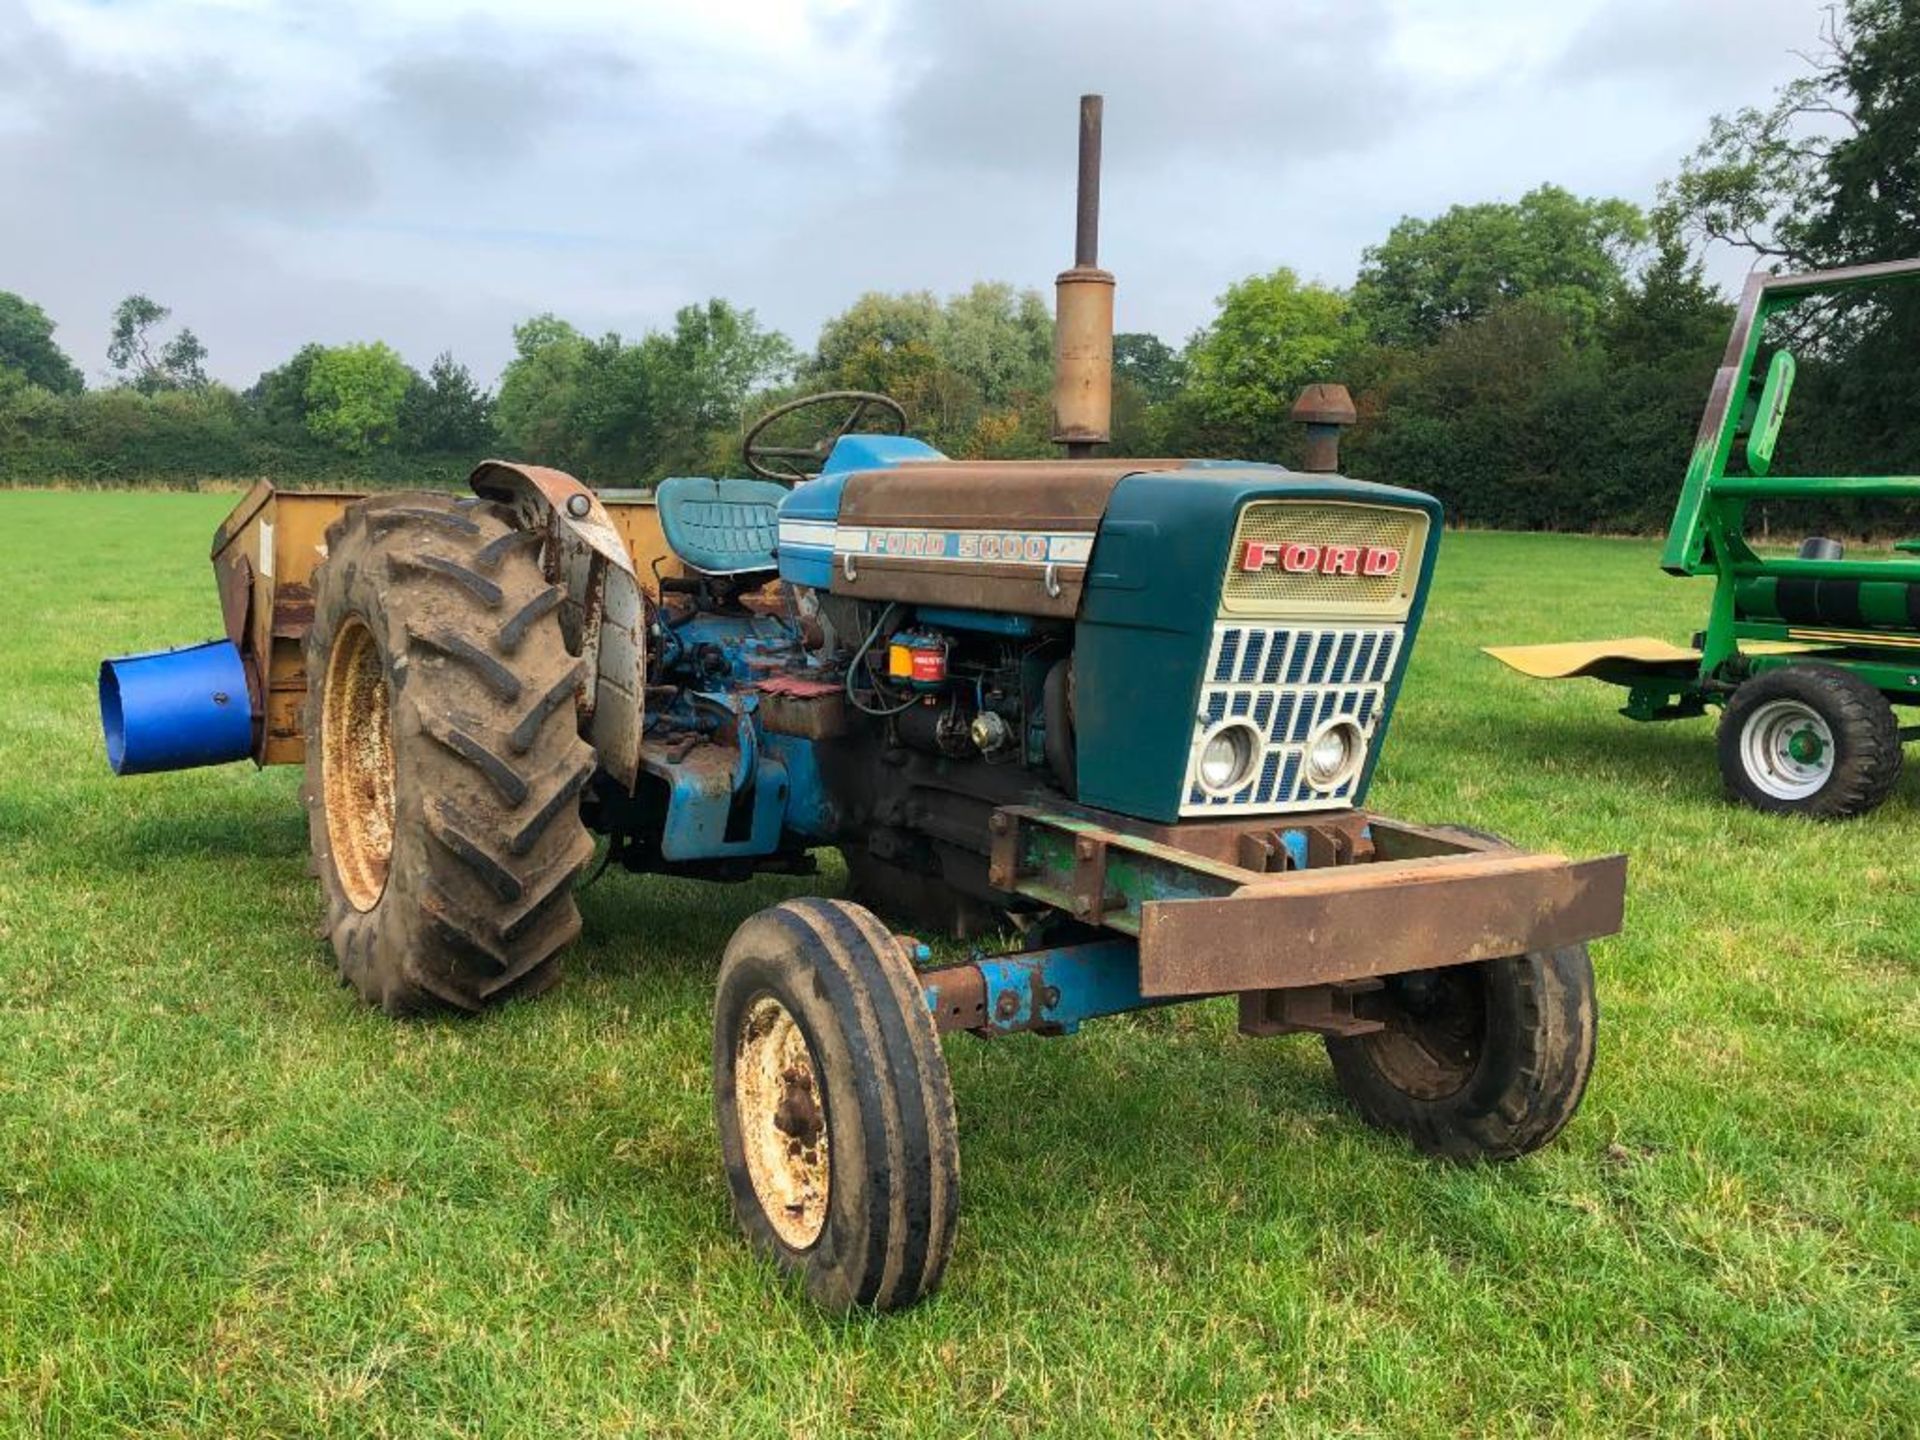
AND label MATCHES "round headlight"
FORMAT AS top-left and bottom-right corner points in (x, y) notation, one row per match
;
(1305, 718), (1365, 790)
(1198, 722), (1259, 795)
